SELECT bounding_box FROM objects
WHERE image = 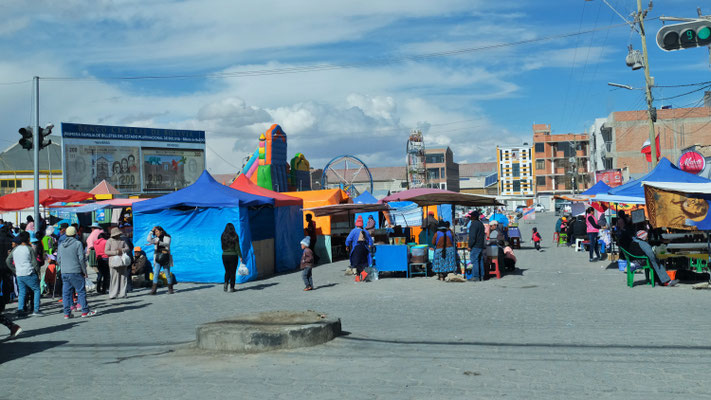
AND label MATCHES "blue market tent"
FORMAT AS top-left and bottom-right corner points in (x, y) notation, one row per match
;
(581, 180), (611, 196)
(133, 171), (274, 283)
(354, 191), (380, 228)
(608, 158), (711, 198)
